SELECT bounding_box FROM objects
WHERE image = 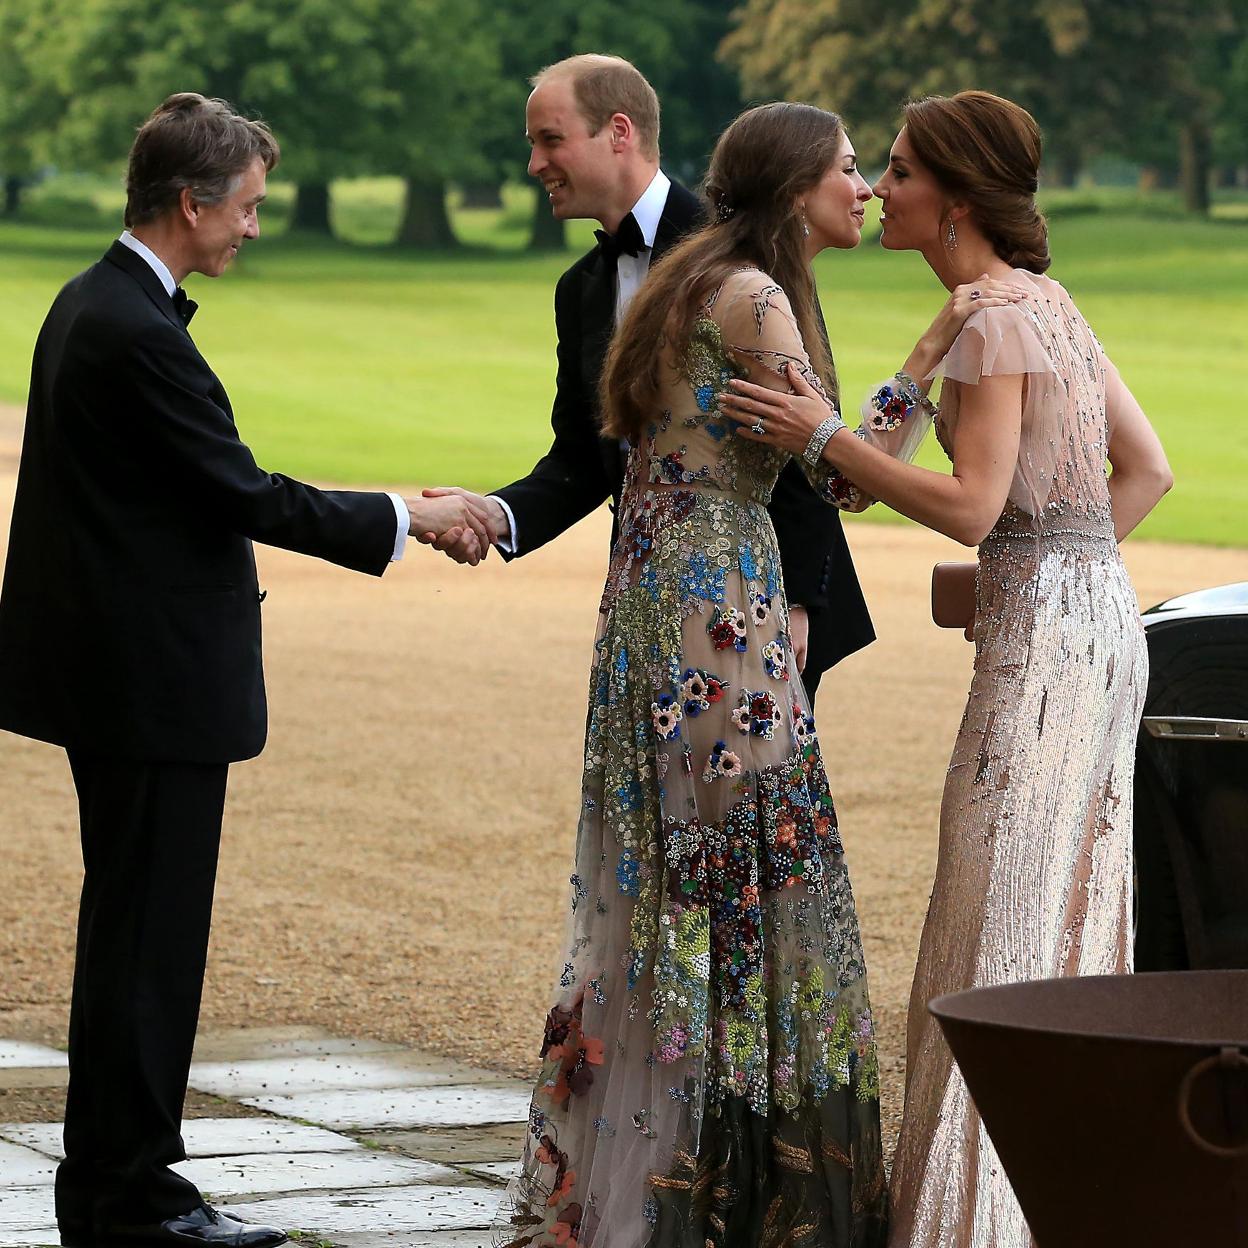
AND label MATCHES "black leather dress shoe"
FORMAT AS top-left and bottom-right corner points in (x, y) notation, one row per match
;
(98, 1204), (287, 1246)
